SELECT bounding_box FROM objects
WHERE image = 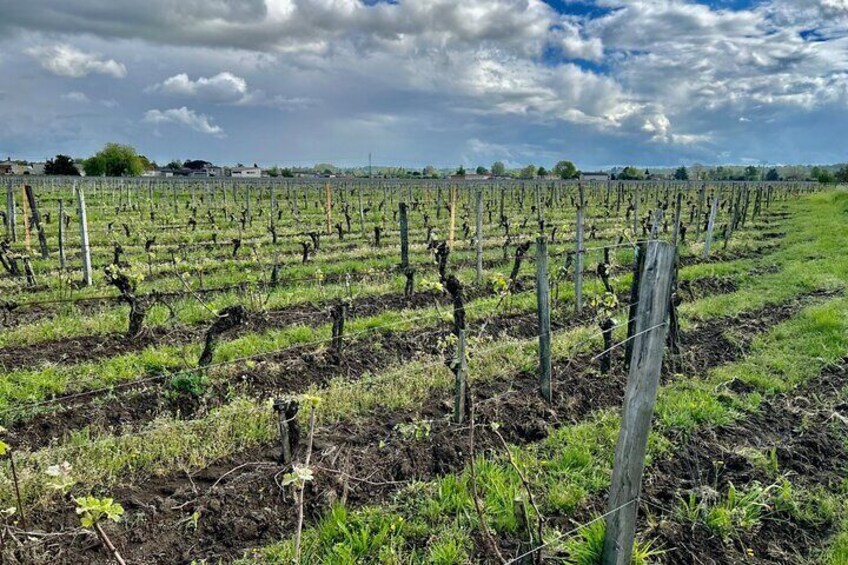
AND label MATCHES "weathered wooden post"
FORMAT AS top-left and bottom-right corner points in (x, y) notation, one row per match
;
(695, 182), (706, 240)
(475, 186), (484, 284)
(325, 182), (333, 235)
(703, 195), (719, 258)
(357, 185), (366, 237)
(575, 183), (585, 315)
(536, 236), (552, 402)
(602, 240), (675, 565)
(75, 182), (93, 286)
(631, 184), (639, 239)
(649, 209), (662, 240)
(4, 179), (15, 242)
(58, 200), (66, 270)
(534, 182), (544, 233)
(448, 184), (457, 250)
(671, 191), (683, 247)
(24, 185), (49, 259)
(399, 202), (409, 271)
